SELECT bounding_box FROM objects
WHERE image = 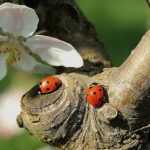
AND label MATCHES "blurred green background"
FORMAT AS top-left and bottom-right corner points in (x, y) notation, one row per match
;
(0, 0), (150, 150)
(77, 0), (150, 65)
